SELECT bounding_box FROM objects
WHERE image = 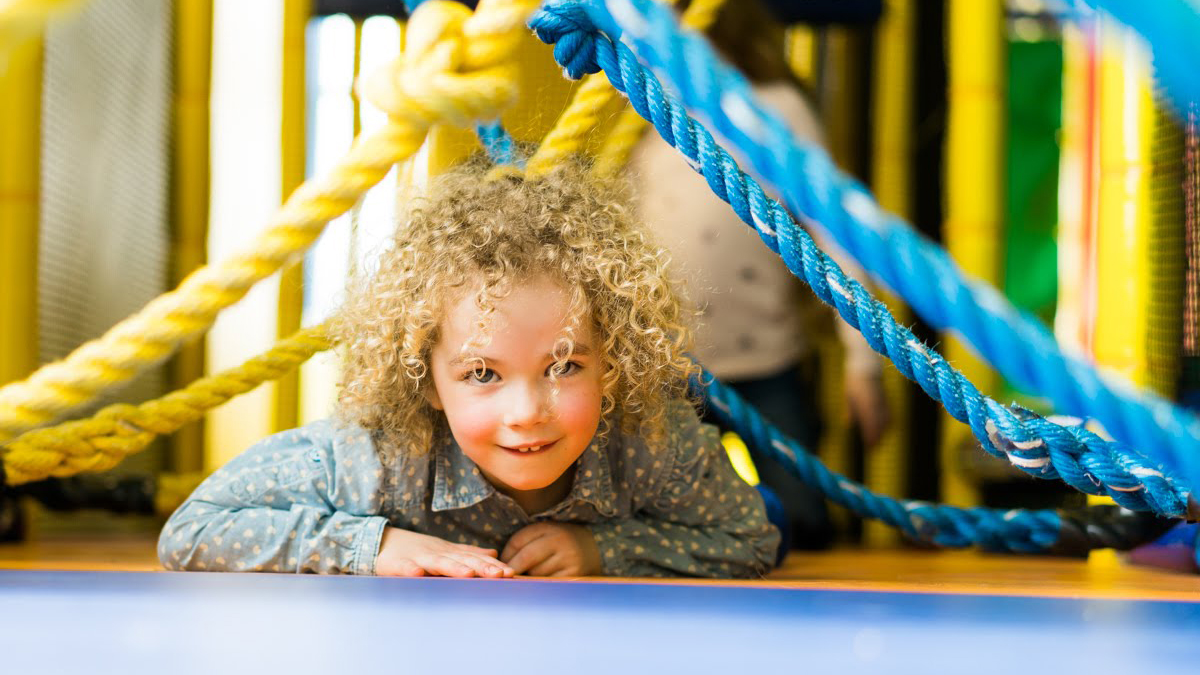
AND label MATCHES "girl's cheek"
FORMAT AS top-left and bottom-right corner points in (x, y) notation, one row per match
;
(445, 397), (496, 441)
(556, 386), (603, 427)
